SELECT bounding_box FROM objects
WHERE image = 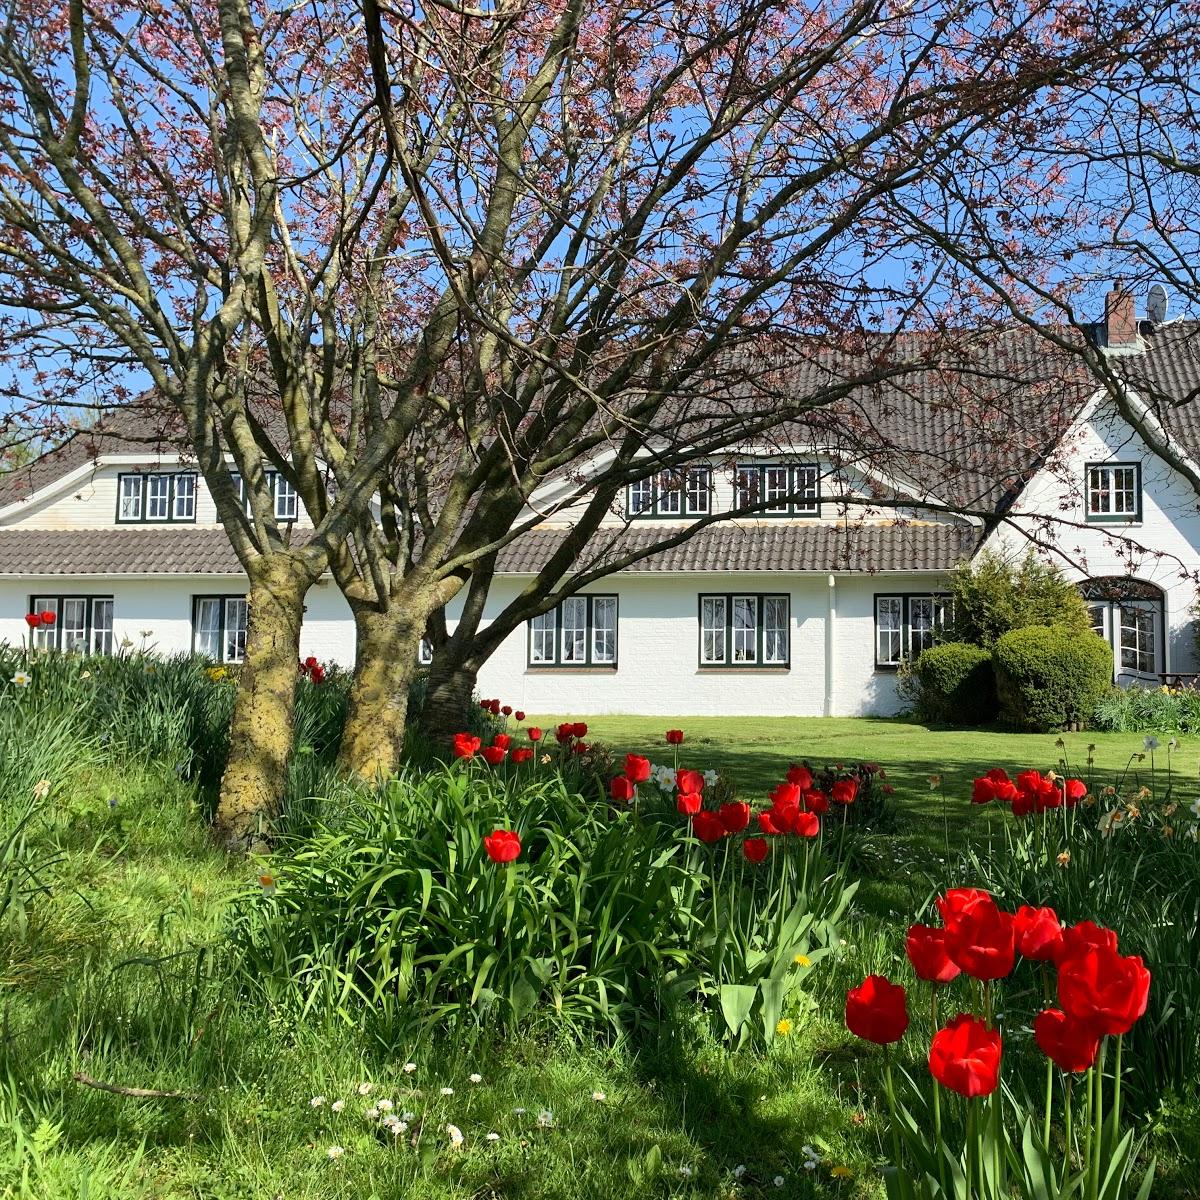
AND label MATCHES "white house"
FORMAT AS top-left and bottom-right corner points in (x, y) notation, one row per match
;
(1, 289), (1197, 717)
